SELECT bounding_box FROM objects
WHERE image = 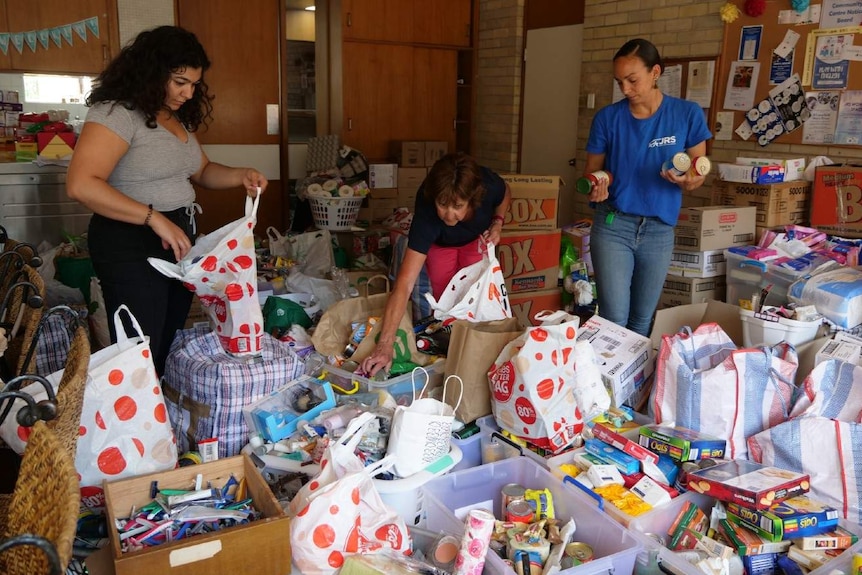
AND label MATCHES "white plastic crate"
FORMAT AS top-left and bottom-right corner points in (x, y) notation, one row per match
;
(422, 456), (643, 575)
